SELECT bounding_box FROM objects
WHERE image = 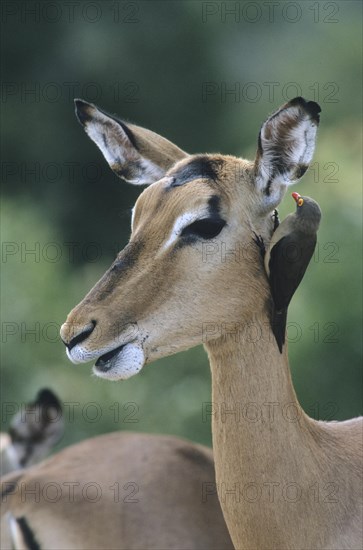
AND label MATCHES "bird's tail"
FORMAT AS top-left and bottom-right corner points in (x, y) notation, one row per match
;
(271, 307), (288, 353)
